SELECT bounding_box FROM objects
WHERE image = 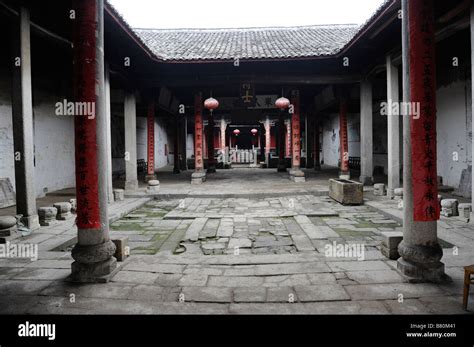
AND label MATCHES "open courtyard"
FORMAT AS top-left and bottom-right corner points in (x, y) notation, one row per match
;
(0, 168), (472, 314)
